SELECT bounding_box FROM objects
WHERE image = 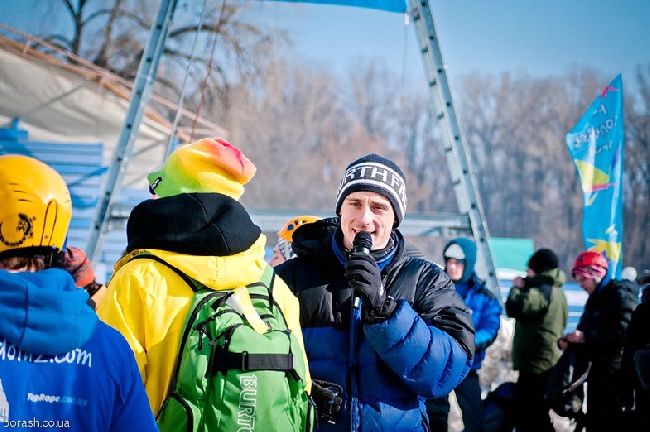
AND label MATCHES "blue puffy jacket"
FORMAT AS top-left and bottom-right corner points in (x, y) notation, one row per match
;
(276, 219), (475, 432)
(443, 238), (502, 370)
(454, 273), (502, 369)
